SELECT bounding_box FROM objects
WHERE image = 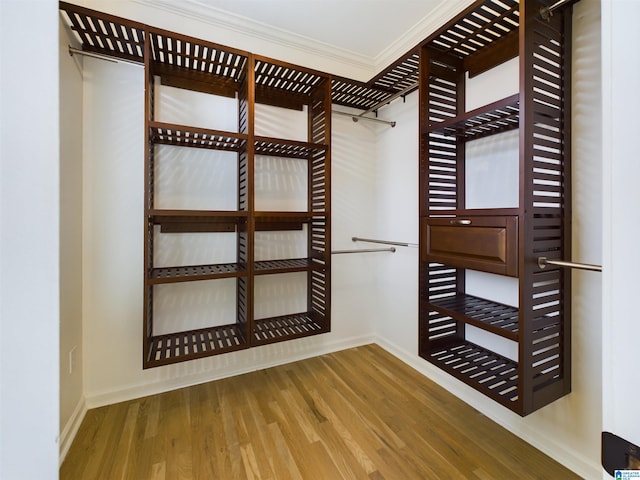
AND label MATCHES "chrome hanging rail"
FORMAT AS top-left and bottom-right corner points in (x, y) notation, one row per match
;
(540, 0), (577, 21)
(352, 236), (418, 248)
(538, 257), (602, 272)
(332, 247), (396, 254)
(68, 46), (143, 66)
